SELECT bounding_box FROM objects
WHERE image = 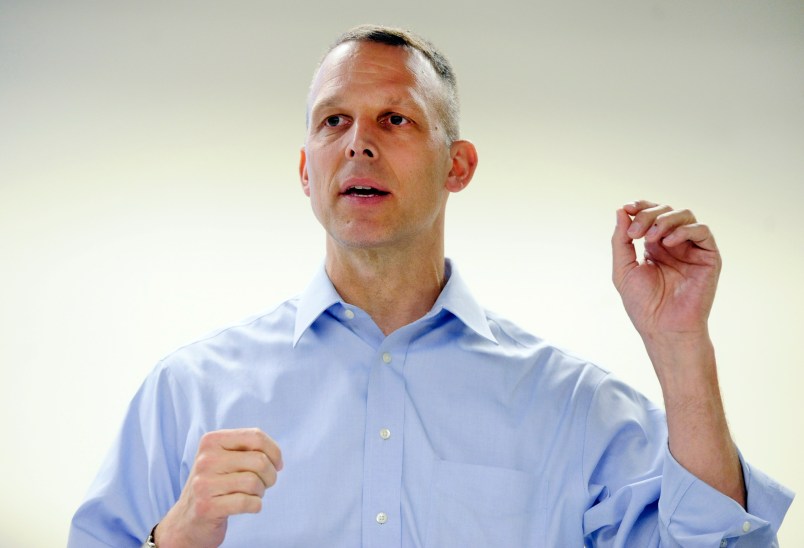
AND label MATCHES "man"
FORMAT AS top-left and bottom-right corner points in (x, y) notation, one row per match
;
(70, 25), (792, 547)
